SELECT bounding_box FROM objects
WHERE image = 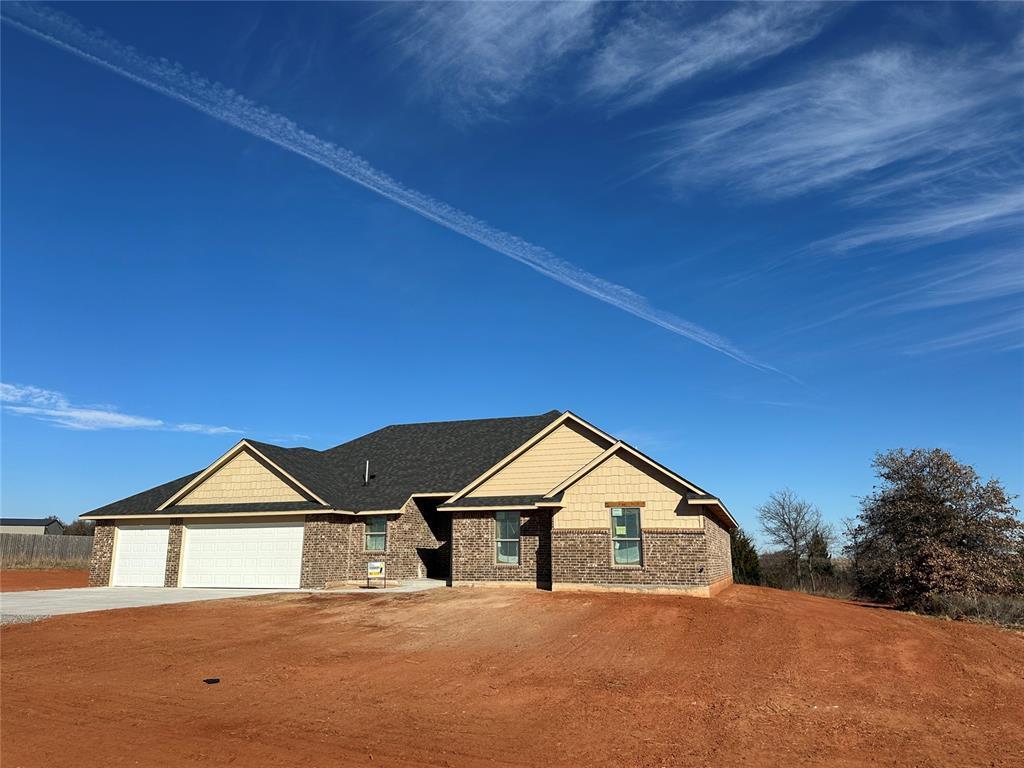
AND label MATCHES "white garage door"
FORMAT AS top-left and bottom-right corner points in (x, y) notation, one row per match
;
(112, 524), (170, 587)
(181, 519), (304, 588)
